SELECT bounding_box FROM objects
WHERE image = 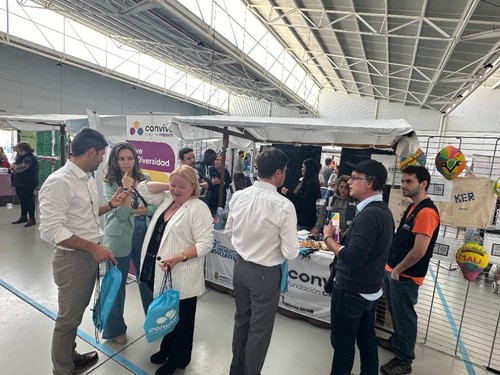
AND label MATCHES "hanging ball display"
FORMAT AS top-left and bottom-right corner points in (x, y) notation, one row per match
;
(400, 148), (426, 169)
(494, 177), (500, 197)
(455, 241), (489, 281)
(435, 145), (466, 180)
